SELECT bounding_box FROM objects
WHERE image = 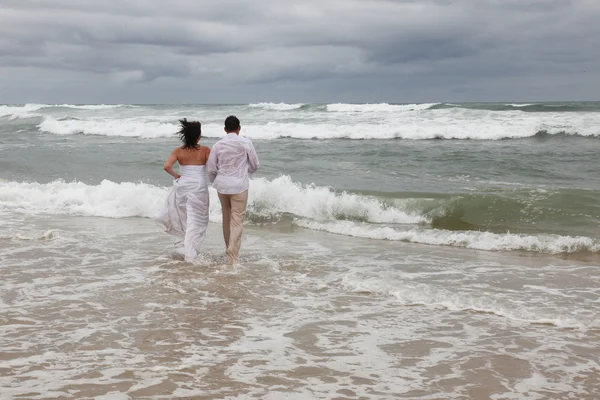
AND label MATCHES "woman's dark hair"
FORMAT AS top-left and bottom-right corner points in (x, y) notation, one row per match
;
(178, 118), (201, 149)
